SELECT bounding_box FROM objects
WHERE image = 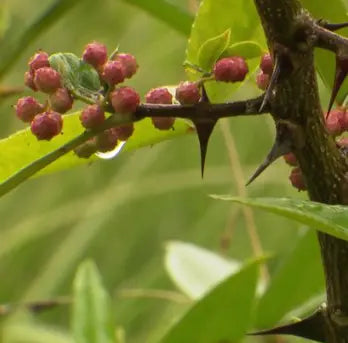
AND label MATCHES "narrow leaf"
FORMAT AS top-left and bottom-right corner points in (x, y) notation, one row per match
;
(72, 260), (116, 343)
(223, 41), (263, 60)
(212, 196), (348, 241)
